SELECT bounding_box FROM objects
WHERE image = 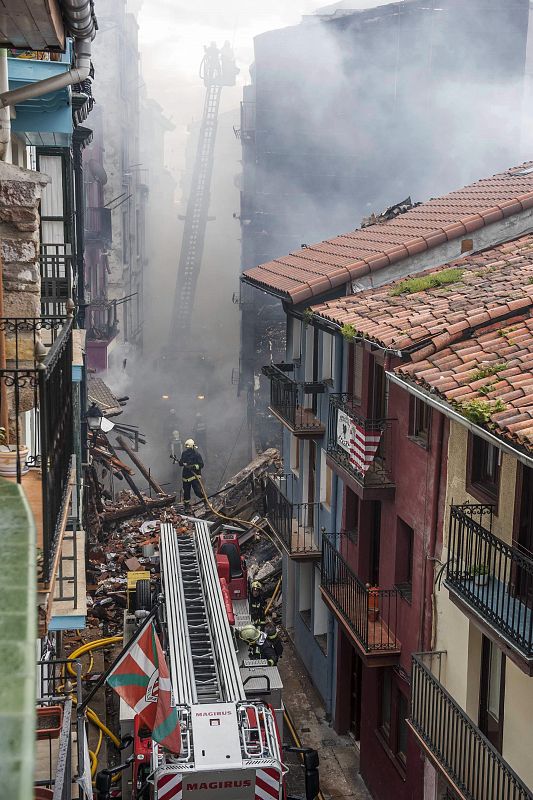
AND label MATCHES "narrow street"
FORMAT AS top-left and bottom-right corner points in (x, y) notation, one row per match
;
(2, 3), (533, 800)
